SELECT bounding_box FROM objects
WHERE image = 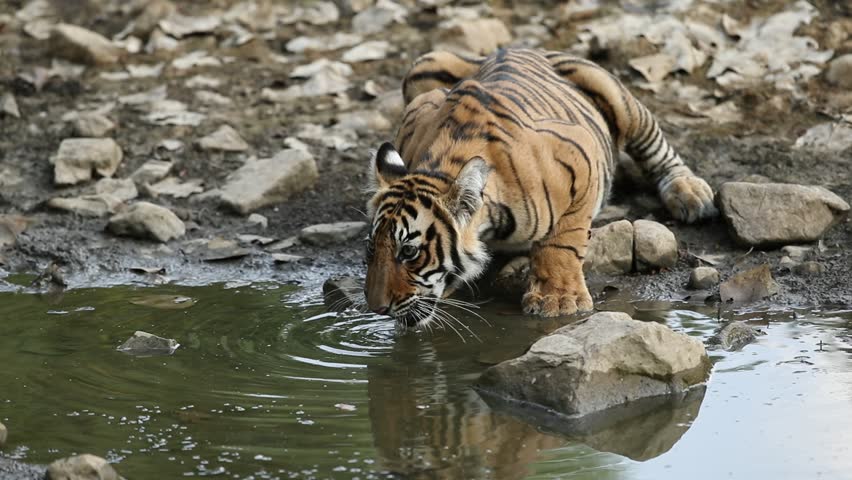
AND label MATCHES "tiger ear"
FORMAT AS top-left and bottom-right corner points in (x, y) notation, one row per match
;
(446, 157), (490, 226)
(368, 142), (407, 191)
